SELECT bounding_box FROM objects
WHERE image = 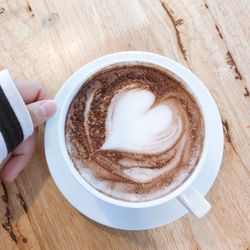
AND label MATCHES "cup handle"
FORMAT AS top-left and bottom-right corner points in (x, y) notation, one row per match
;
(178, 186), (211, 218)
